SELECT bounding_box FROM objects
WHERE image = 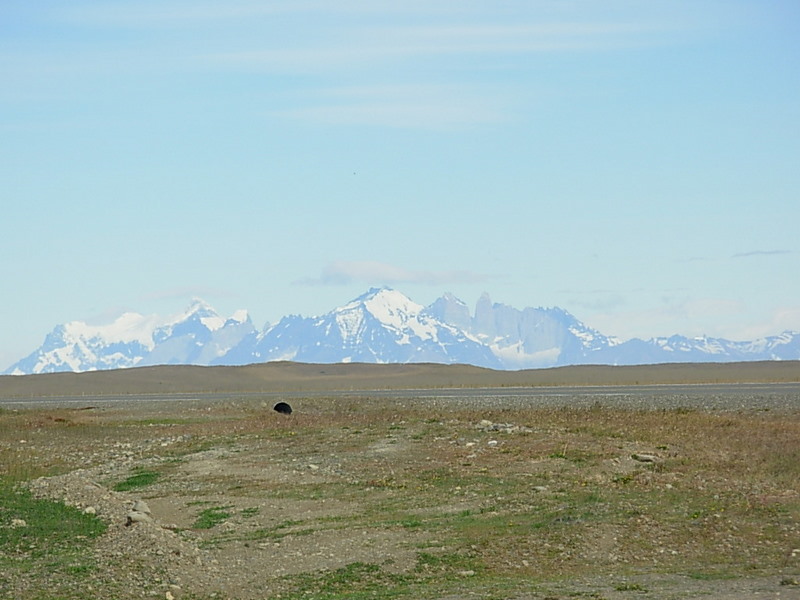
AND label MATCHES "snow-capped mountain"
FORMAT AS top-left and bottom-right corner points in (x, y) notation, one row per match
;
(238, 288), (501, 368)
(583, 330), (800, 365)
(6, 299), (254, 374)
(426, 292), (618, 368)
(4, 288), (800, 374)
